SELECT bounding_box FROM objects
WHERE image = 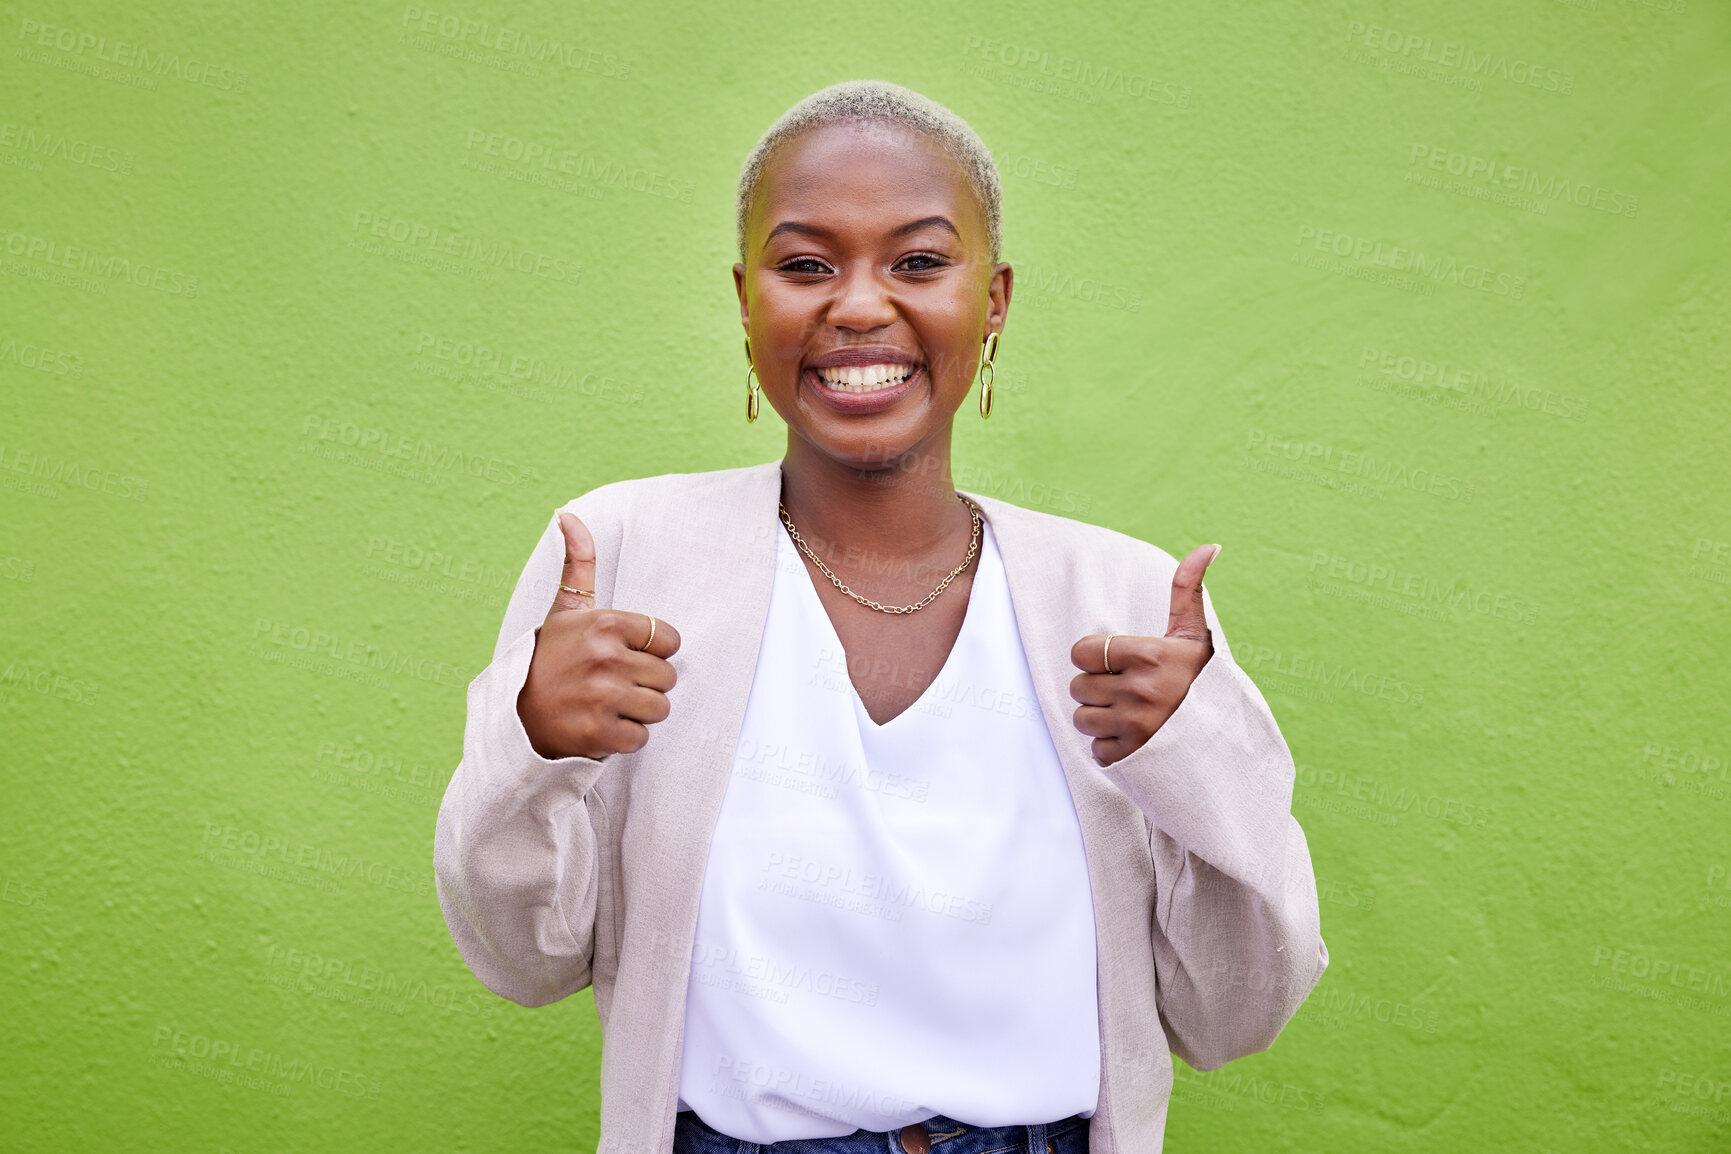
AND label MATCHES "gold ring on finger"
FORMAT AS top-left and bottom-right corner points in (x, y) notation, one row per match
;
(1102, 634), (1117, 675)
(559, 583), (594, 598)
(640, 615), (657, 652)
